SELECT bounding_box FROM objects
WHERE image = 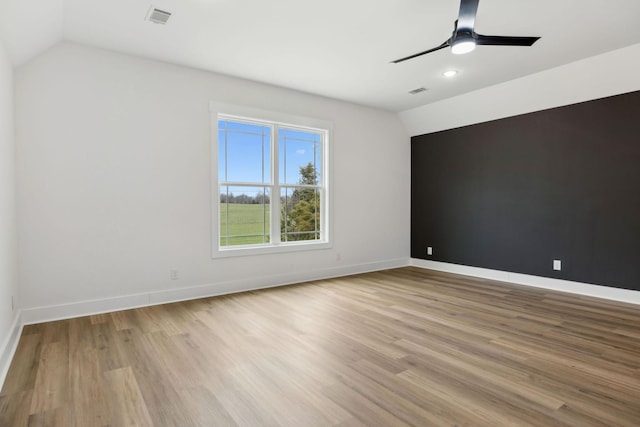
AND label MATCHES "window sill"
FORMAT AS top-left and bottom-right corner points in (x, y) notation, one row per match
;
(212, 240), (332, 258)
